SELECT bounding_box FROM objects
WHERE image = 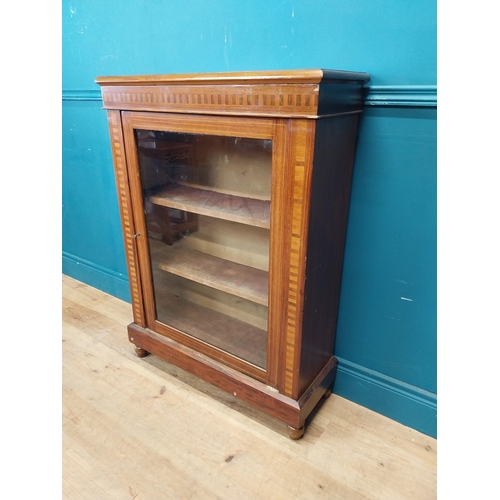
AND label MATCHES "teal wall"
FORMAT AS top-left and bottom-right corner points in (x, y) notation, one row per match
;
(62, 0), (437, 437)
